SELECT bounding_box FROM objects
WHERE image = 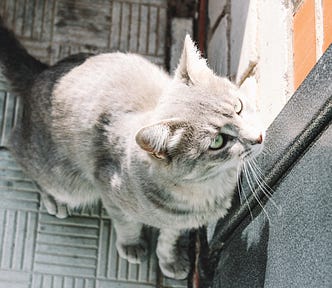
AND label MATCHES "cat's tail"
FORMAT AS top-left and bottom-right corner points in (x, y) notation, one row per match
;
(0, 16), (48, 97)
